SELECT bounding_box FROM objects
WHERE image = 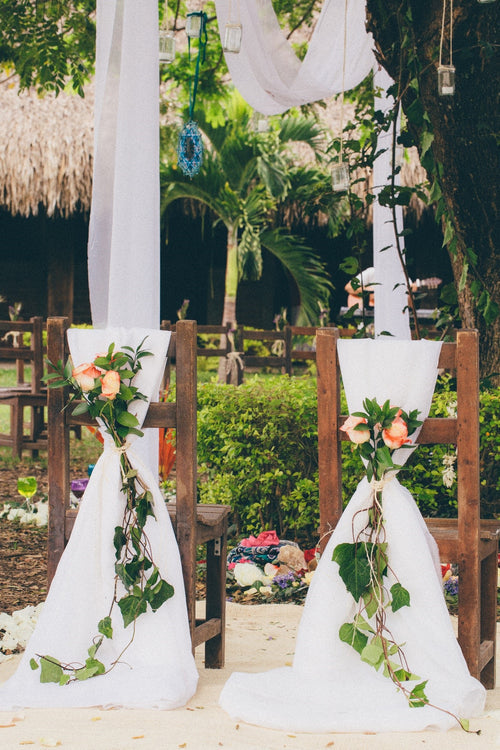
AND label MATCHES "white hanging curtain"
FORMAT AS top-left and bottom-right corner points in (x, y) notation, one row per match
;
(215, 0), (411, 339)
(88, 0), (160, 330)
(214, 0), (374, 114)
